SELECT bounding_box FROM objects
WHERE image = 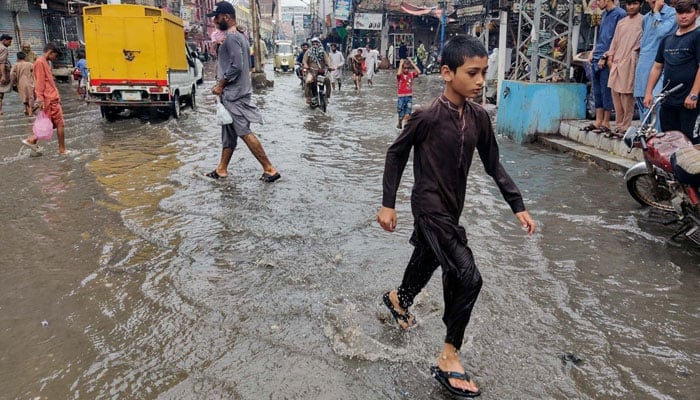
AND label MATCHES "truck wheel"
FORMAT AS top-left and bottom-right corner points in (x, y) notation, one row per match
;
(186, 85), (197, 111)
(171, 93), (181, 119)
